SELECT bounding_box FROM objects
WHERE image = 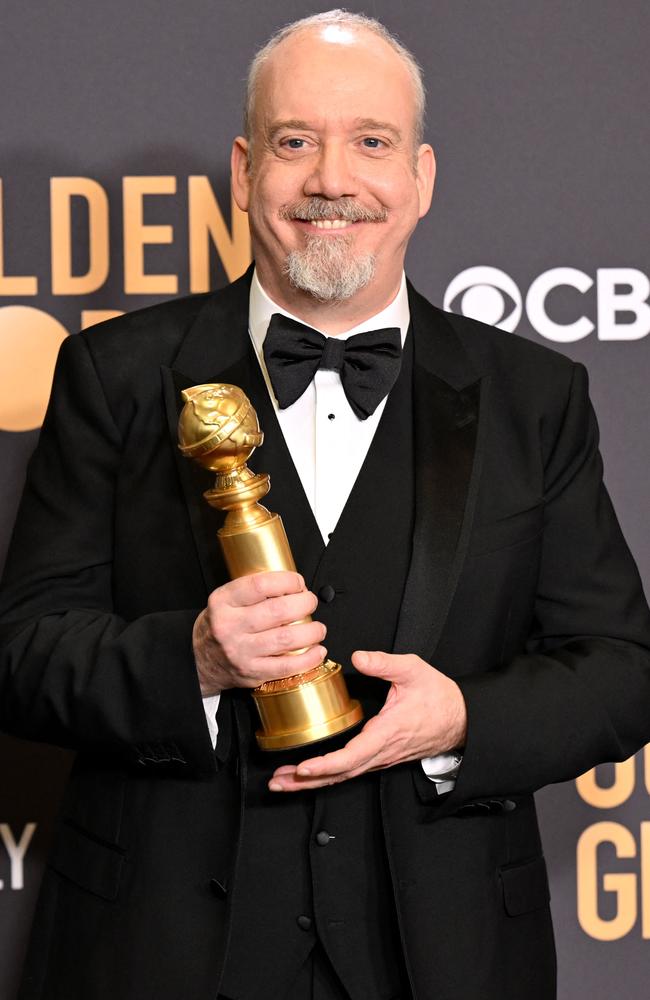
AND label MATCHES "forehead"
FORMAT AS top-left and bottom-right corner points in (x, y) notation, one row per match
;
(253, 26), (417, 136)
